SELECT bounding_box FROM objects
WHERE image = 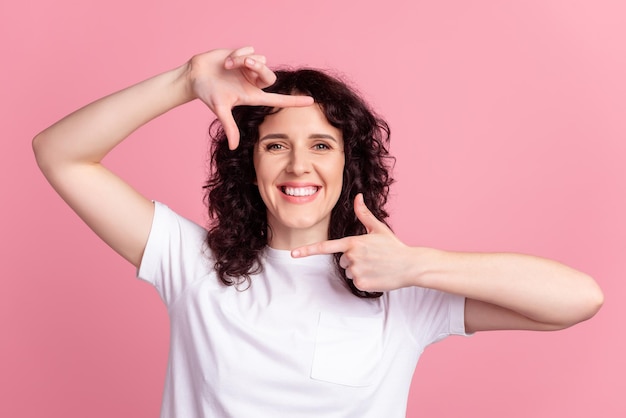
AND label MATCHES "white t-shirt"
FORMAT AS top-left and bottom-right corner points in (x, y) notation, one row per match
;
(138, 202), (468, 418)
